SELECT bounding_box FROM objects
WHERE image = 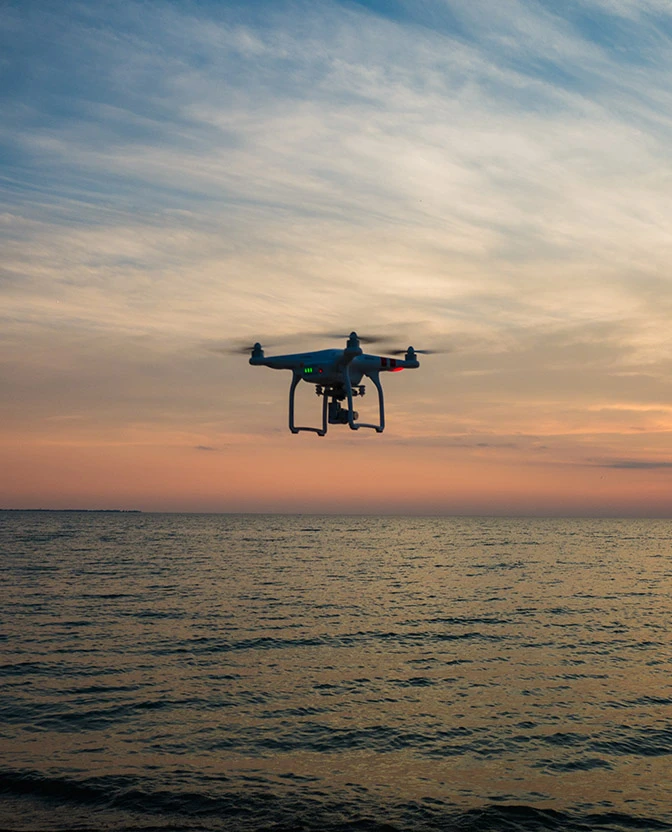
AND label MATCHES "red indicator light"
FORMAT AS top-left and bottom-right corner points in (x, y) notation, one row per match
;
(391, 367), (403, 372)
